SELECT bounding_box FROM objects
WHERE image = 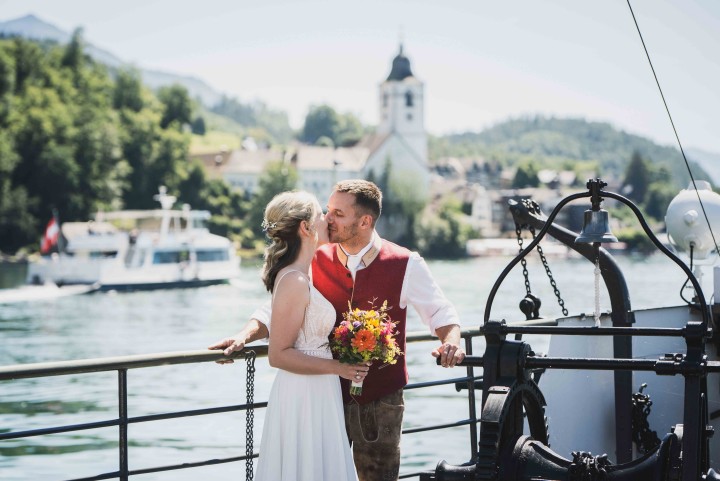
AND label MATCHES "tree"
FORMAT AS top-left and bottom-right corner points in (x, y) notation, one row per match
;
(158, 84), (192, 129)
(119, 108), (189, 209)
(300, 105), (365, 147)
(415, 198), (473, 258)
(11, 37), (44, 93)
(191, 115), (206, 135)
(644, 183), (677, 221)
(0, 47), (14, 98)
(0, 129), (36, 253)
(622, 150), (650, 203)
(72, 105), (127, 215)
(61, 28), (85, 71)
(336, 112), (364, 146)
(113, 68), (144, 112)
(10, 84), (80, 225)
(512, 160), (539, 188)
(368, 156), (426, 247)
(301, 105), (339, 145)
(177, 161), (250, 243)
(0, 37), (197, 254)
